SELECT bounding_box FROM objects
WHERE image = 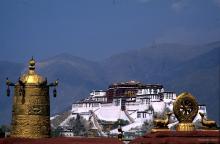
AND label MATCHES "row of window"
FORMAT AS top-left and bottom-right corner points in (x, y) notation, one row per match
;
(138, 89), (164, 95)
(137, 112), (152, 118)
(74, 103), (100, 107)
(93, 98), (107, 102)
(164, 95), (173, 99)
